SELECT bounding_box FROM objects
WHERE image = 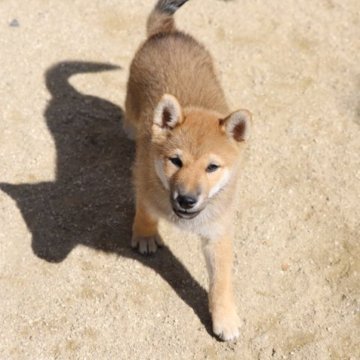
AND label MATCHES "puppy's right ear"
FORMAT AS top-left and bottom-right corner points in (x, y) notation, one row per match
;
(220, 109), (252, 142)
(152, 94), (183, 141)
